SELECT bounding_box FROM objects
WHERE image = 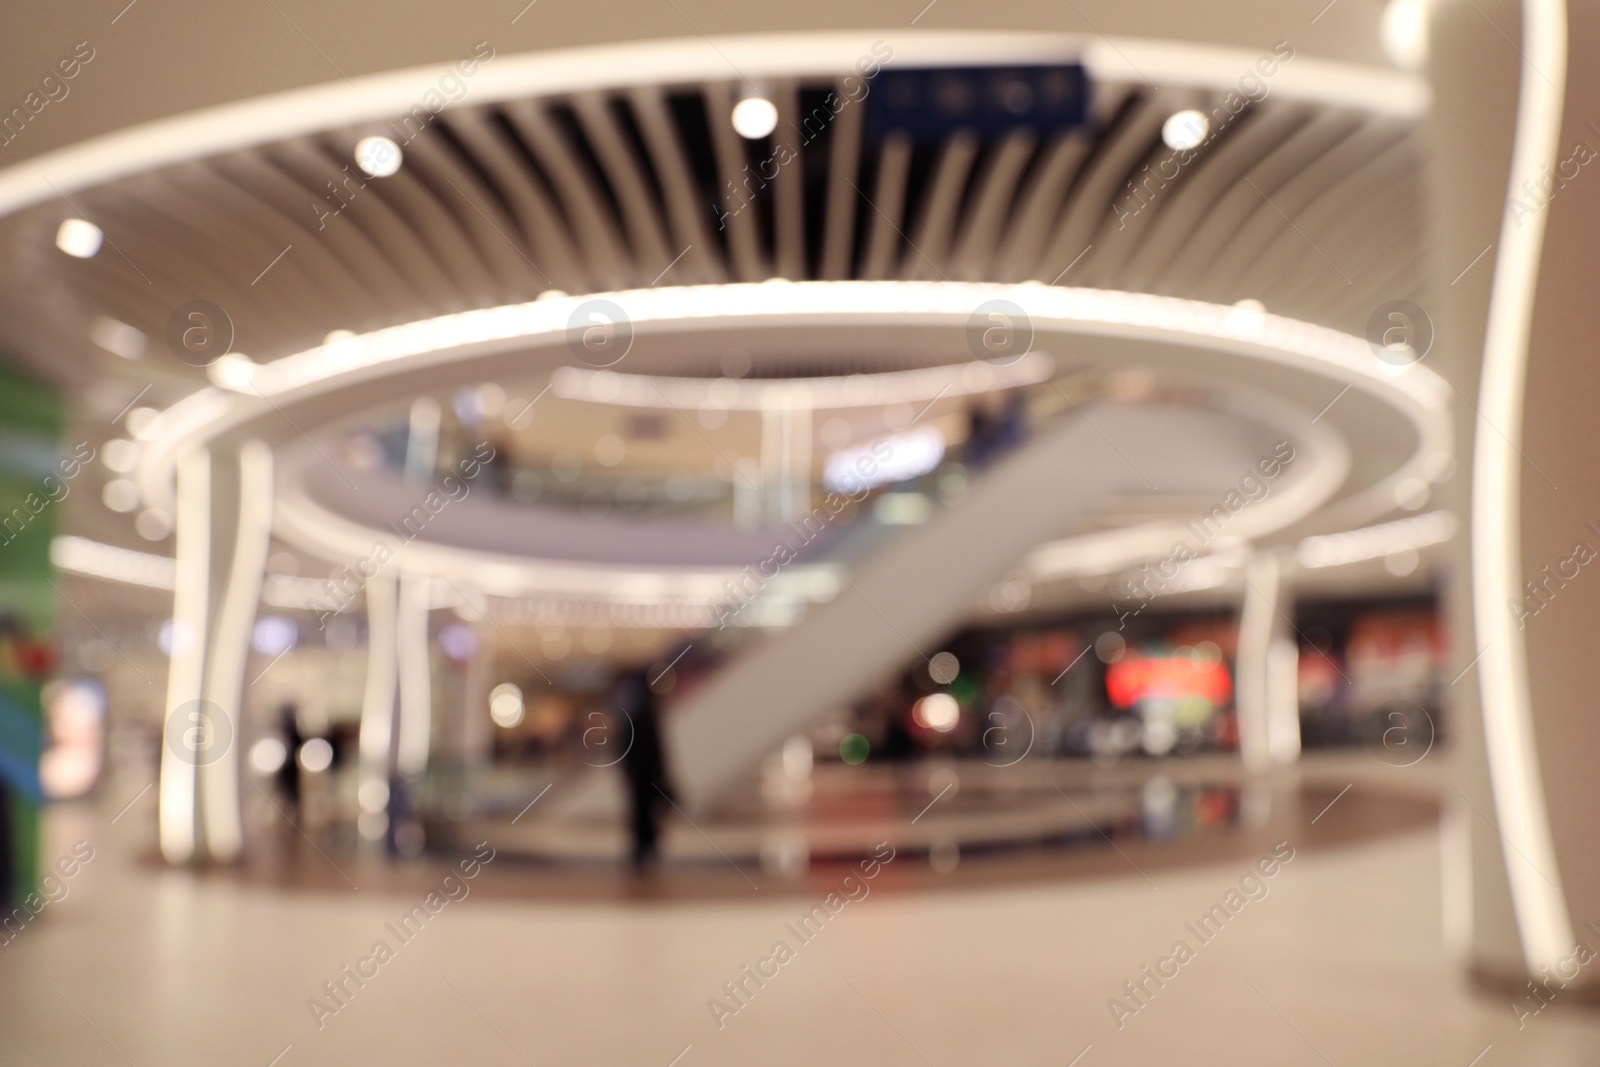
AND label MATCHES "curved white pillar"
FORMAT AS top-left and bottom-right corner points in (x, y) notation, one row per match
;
(395, 574), (434, 779)
(1433, 0), (1588, 980)
(358, 570), (400, 831)
(157, 440), (273, 864)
